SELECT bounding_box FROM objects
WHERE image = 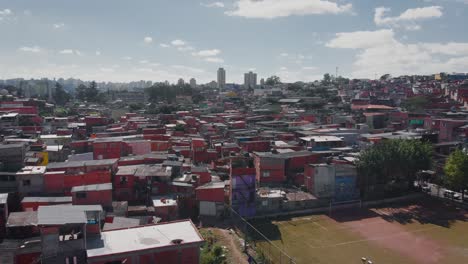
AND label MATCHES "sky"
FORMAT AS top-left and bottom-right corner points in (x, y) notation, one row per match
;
(0, 0), (468, 84)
